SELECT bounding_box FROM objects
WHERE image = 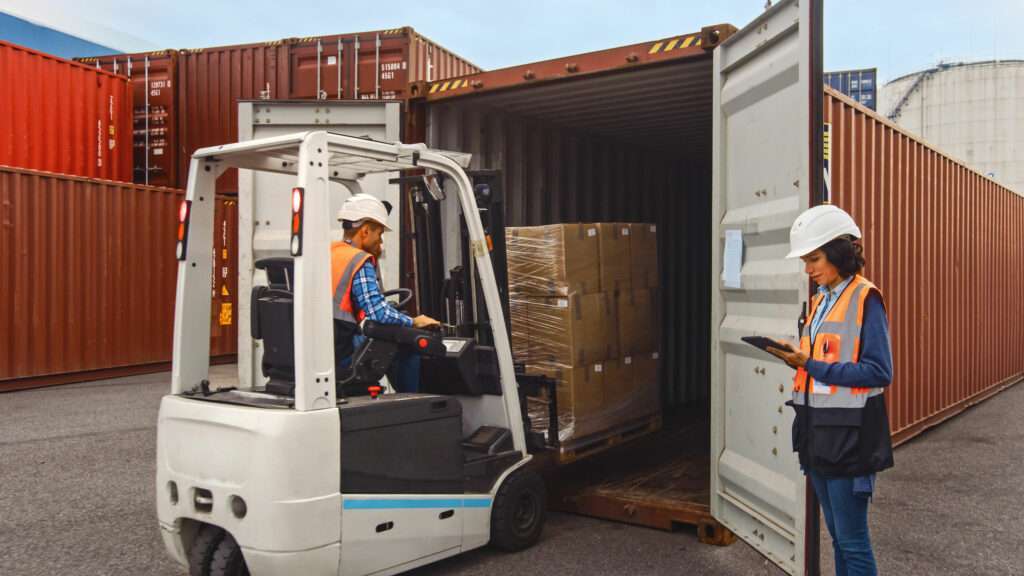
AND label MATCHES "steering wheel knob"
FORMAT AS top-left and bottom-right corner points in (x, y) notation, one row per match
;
(368, 385), (383, 399)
